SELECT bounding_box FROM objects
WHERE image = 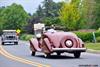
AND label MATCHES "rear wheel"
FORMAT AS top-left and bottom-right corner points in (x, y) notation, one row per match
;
(57, 52), (61, 56)
(74, 52), (81, 58)
(31, 52), (35, 56)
